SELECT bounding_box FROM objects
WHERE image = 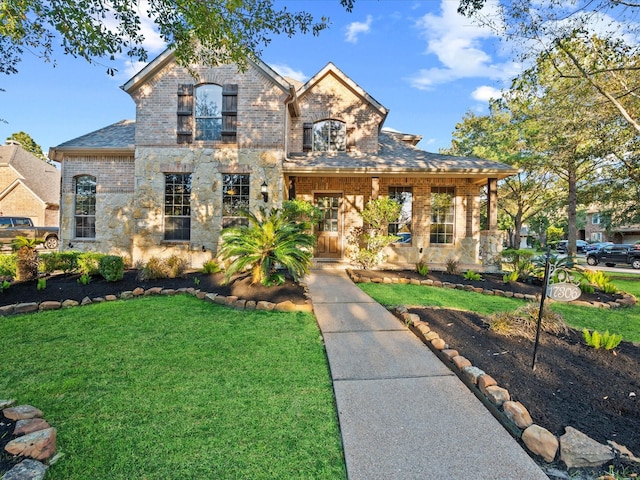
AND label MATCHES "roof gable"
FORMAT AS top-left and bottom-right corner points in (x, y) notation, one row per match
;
(0, 145), (61, 205)
(297, 62), (388, 121)
(121, 49), (294, 96)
